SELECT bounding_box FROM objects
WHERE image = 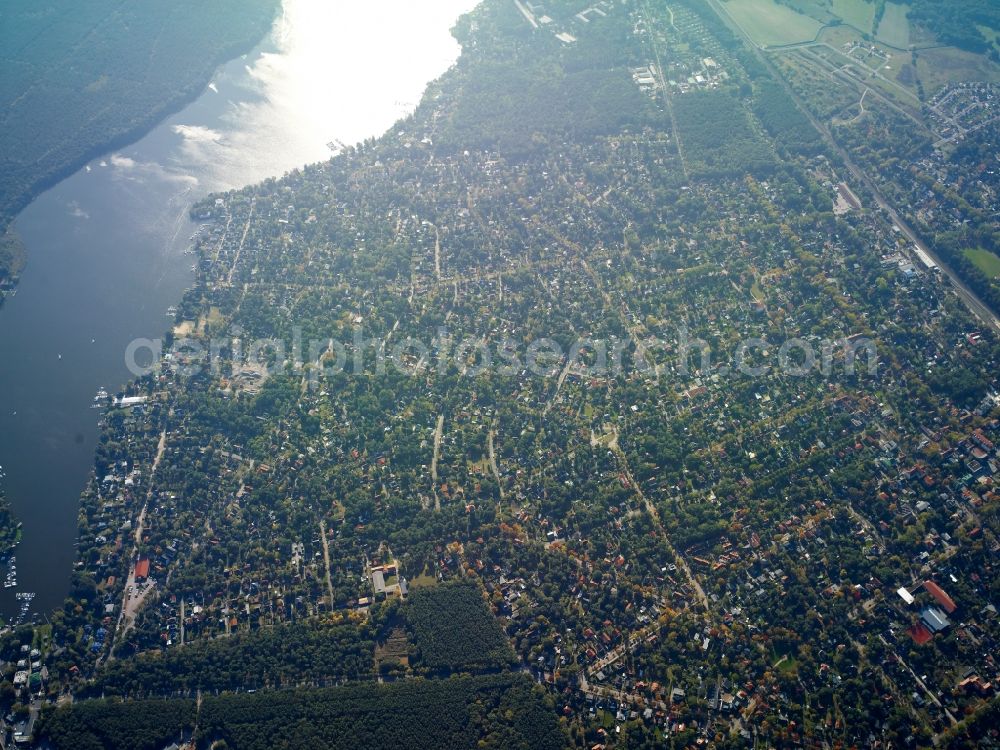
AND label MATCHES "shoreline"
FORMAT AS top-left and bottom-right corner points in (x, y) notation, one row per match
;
(3, 0), (475, 625)
(0, 2), (282, 294)
(0, 3), (282, 620)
